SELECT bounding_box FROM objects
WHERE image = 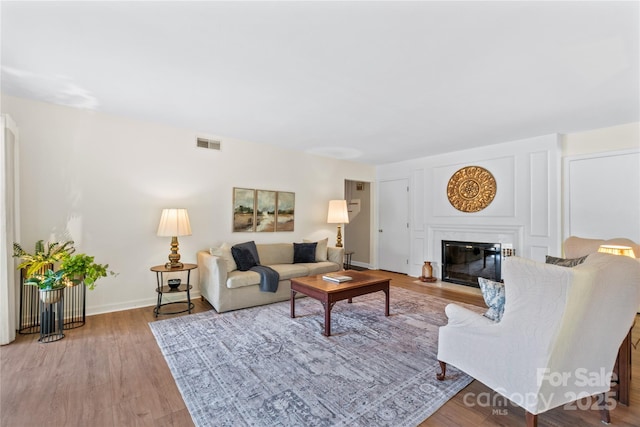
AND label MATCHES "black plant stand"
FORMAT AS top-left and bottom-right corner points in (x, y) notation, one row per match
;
(19, 269), (86, 334)
(38, 289), (65, 343)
